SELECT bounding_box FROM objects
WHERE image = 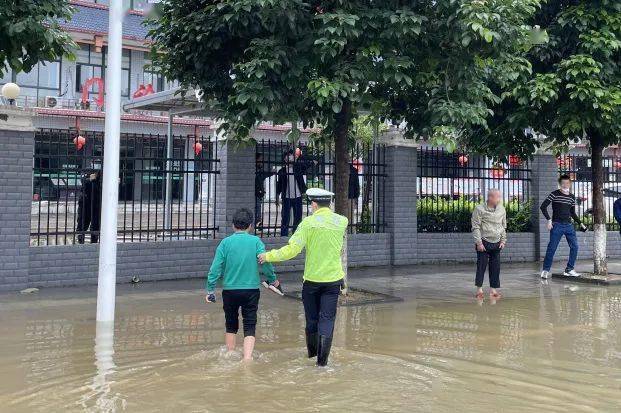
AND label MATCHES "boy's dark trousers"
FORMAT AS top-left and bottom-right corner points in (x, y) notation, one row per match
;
(280, 196), (303, 236)
(222, 289), (260, 337)
(302, 280), (341, 365)
(475, 240), (501, 288)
